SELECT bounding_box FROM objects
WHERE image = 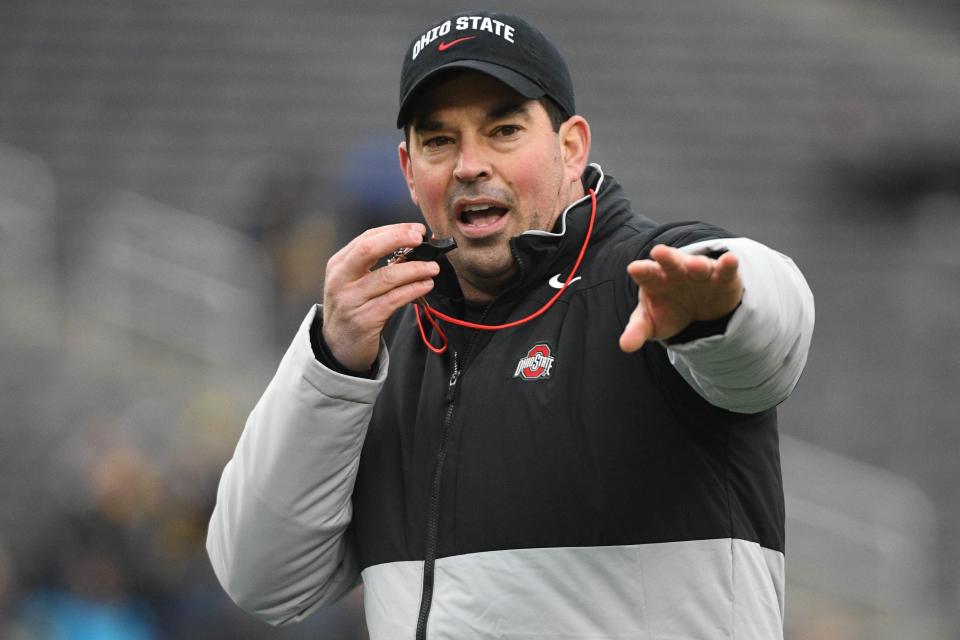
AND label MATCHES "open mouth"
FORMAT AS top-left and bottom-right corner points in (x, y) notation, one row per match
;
(458, 203), (509, 229)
